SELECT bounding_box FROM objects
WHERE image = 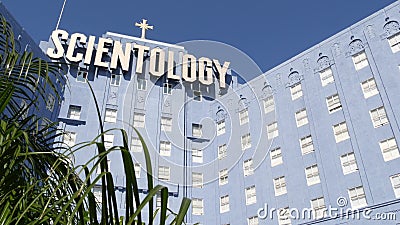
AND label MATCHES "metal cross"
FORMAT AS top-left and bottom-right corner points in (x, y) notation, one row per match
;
(135, 19), (153, 39)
